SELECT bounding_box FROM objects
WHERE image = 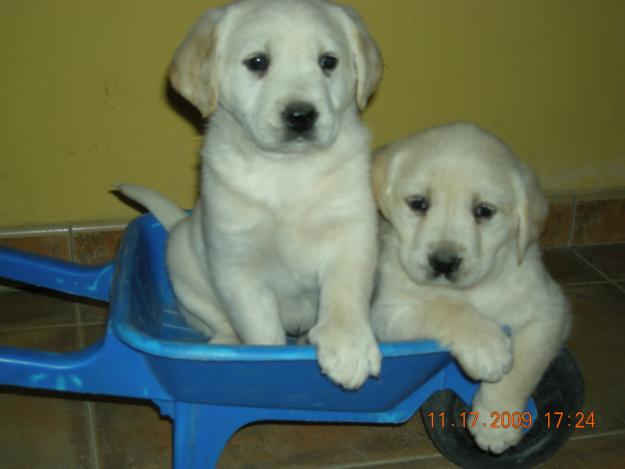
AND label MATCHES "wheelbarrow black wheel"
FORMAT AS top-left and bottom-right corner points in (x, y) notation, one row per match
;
(420, 348), (584, 469)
